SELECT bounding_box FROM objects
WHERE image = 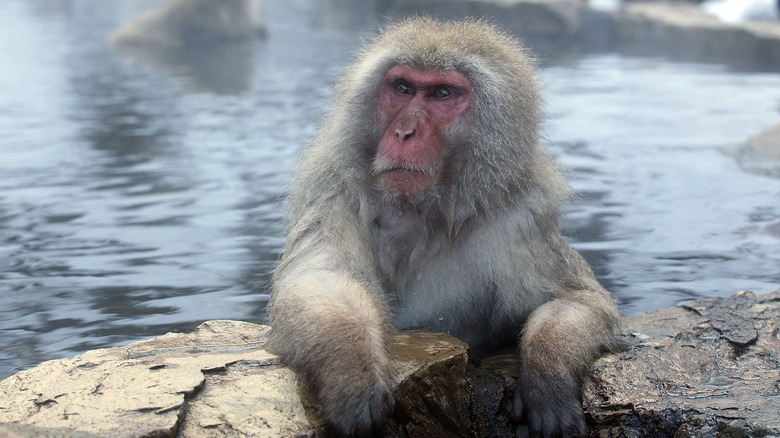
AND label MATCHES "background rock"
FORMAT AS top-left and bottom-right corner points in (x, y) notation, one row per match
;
(615, 2), (780, 69)
(742, 122), (780, 162)
(727, 121), (780, 178)
(383, 0), (587, 37)
(384, 0), (780, 71)
(109, 0), (265, 48)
